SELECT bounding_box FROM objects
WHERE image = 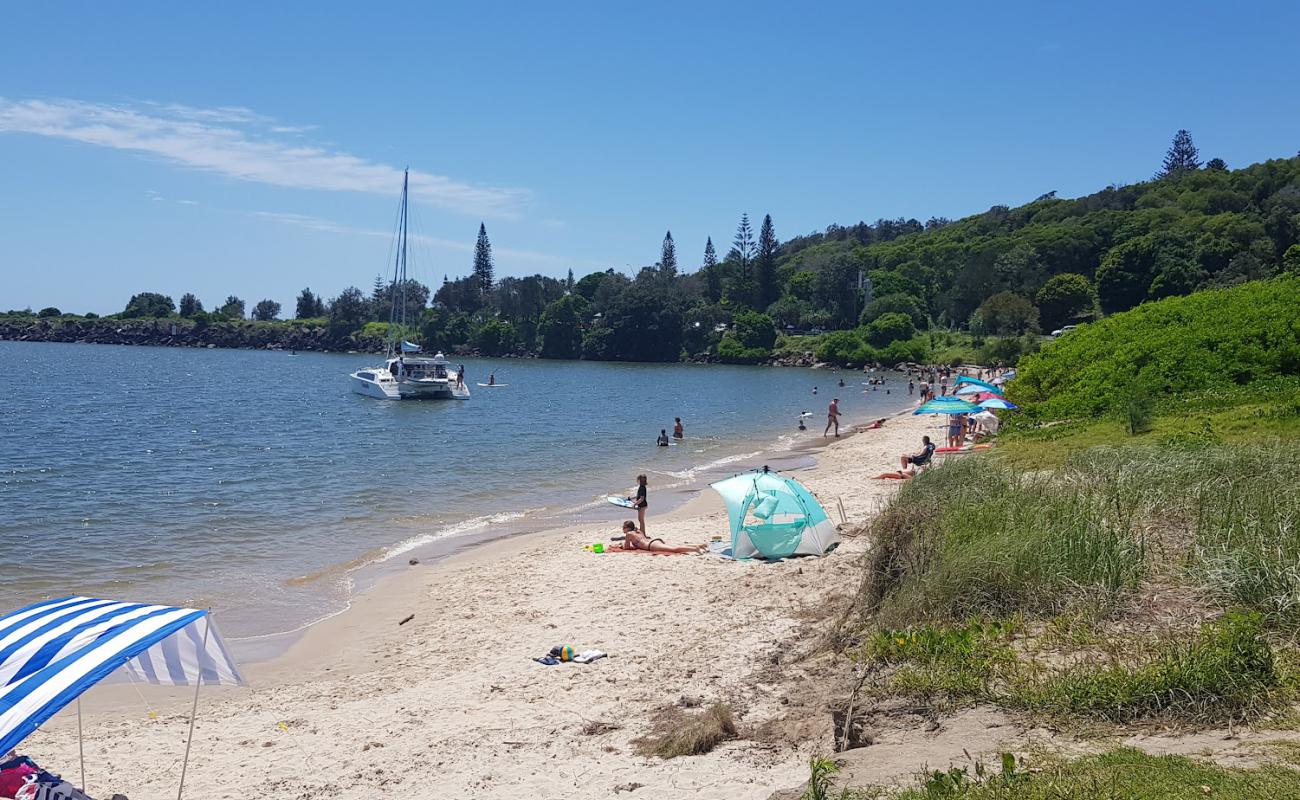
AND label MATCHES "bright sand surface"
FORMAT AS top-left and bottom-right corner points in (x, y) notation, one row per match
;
(26, 411), (941, 799)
